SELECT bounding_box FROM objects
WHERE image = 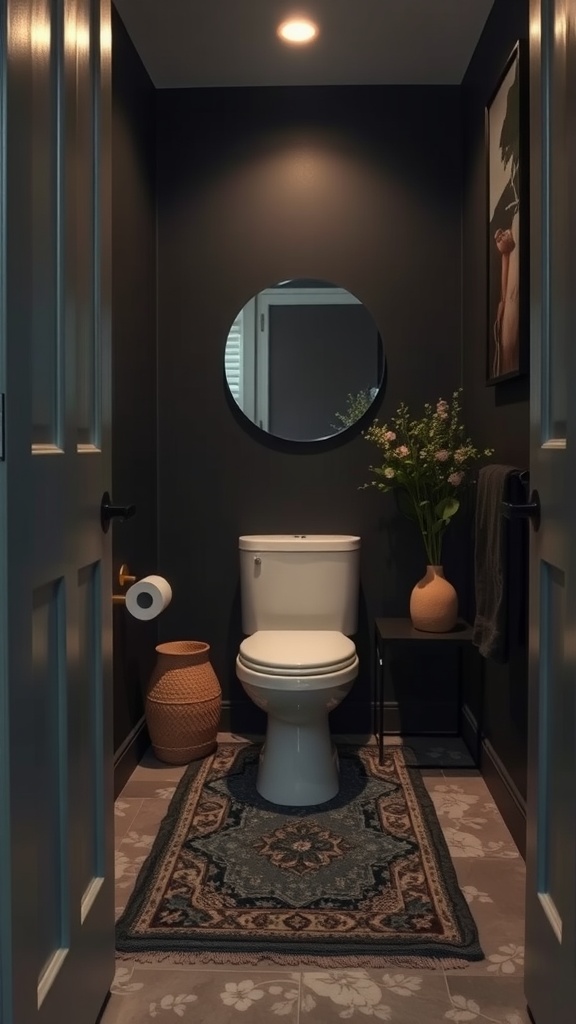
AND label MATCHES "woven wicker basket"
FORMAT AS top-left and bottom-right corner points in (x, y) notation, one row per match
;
(145, 641), (222, 764)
